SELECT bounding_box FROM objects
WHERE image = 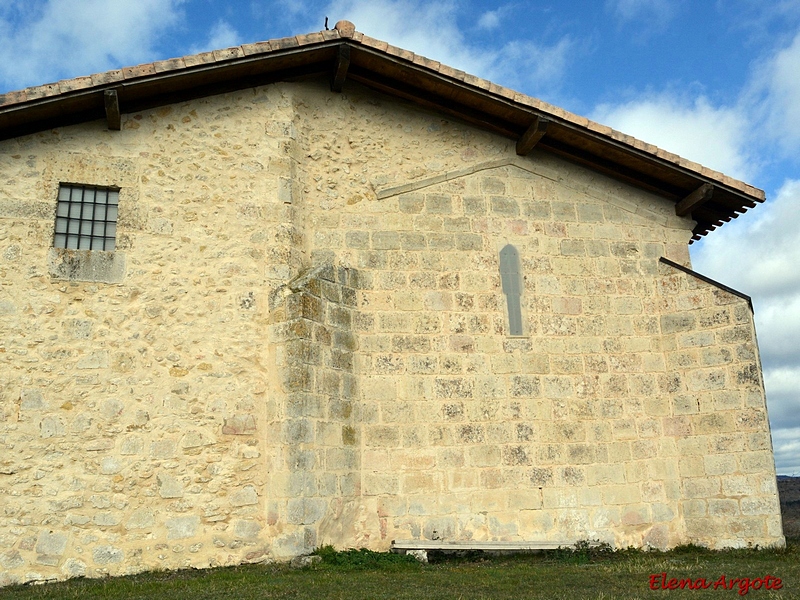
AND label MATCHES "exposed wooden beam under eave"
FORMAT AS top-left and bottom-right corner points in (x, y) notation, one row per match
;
(104, 89), (121, 131)
(676, 182), (714, 217)
(0, 36), (766, 239)
(331, 44), (351, 92)
(516, 116), (549, 156)
(347, 70), (518, 138)
(539, 137), (684, 199)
